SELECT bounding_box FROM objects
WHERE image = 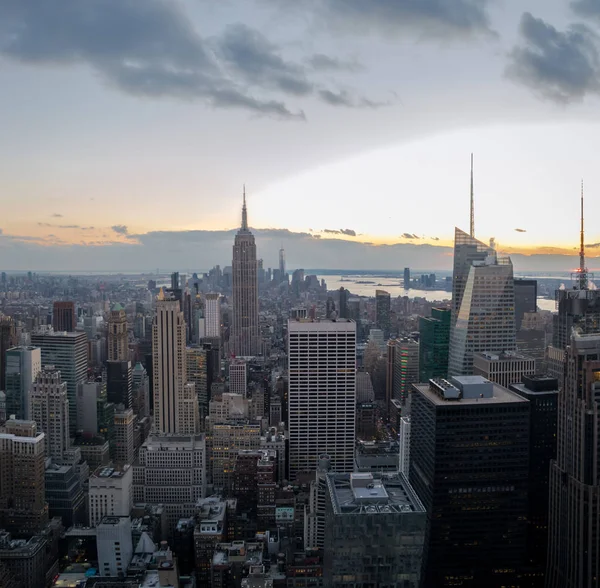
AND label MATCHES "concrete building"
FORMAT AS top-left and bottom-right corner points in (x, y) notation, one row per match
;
(288, 319), (356, 478)
(473, 350), (536, 389)
(132, 362), (150, 420)
(30, 366), (70, 460)
(0, 419), (48, 536)
(45, 462), (85, 527)
(375, 289), (391, 338)
(4, 346), (41, 420)
(230, 190), (261, 357)
(52, 301), (76, 332)
(31, 330), (88, 437)
(187, 347), (209, 425)
(0, 315), (17, 393)
(387, 337), (420, 407)
(229, 358), (247, 396)
(133, 434), (206, 533)
(195, 497), (228, 586)
(324, 472), (425, 588)
(97, 516), (133, 577)
(107, 303), (128, 361)
(89, 466), (133, 527)
(113, 405), (135, 466)
(398, 416), (411, 476)
(305, 455), (331, 550)
(410, 376), (529, 587)
(205, 293), (222, 339)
